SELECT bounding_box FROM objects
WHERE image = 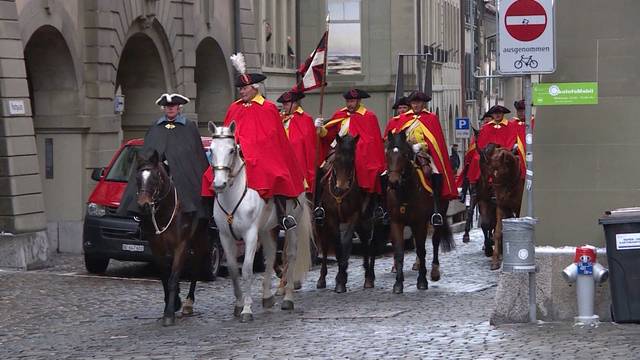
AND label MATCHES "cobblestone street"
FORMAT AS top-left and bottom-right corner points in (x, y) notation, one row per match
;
(1, 229), (639, 359)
